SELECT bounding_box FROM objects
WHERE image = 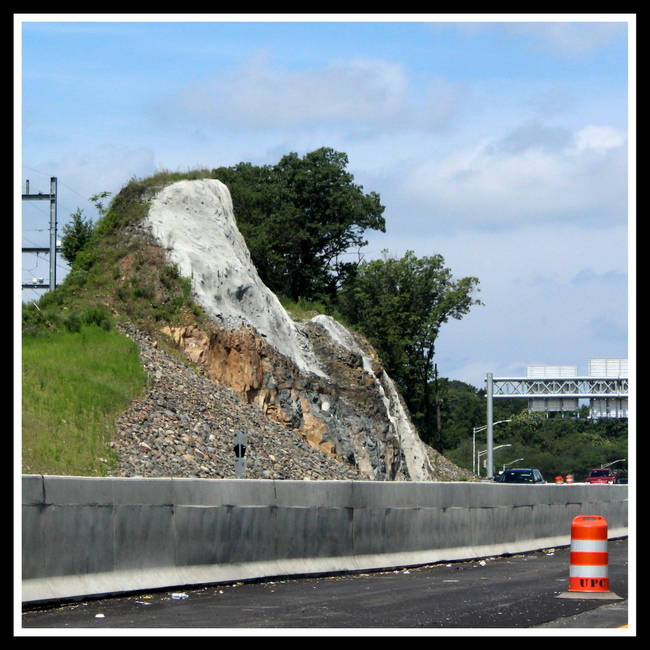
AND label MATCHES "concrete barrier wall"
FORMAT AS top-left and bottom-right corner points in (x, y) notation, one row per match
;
(21, 475), (628, 604)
